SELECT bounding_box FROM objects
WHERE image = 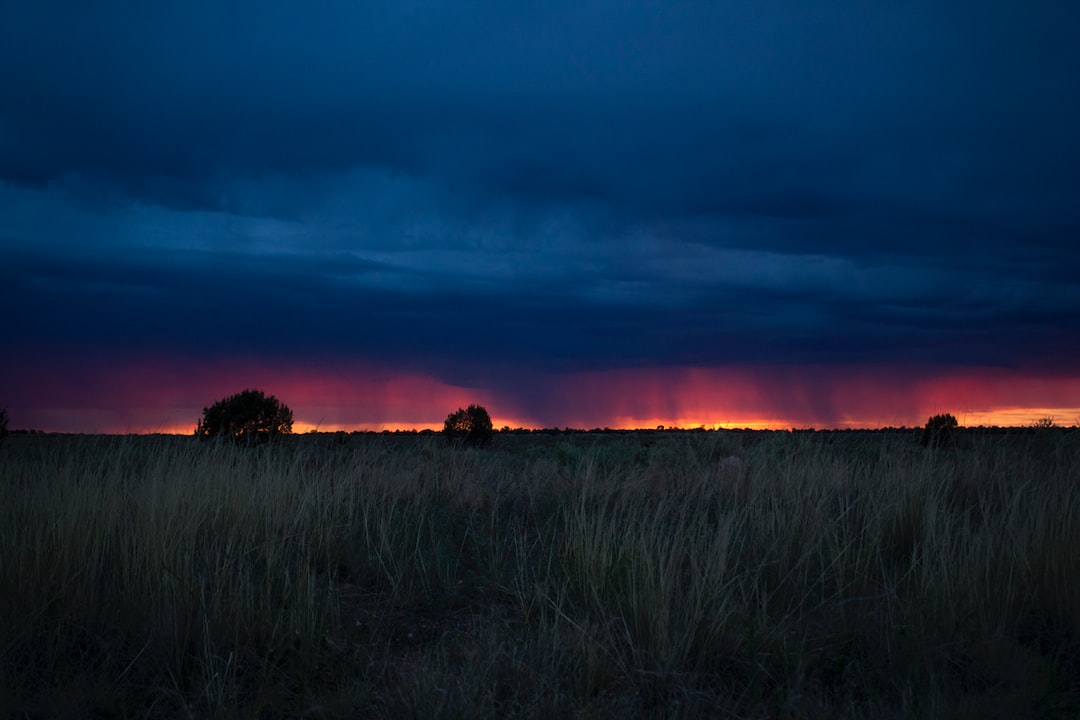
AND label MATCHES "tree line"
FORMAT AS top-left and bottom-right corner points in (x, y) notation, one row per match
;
(194, 389), (492, 447)
(0, 394), (1062, 446)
